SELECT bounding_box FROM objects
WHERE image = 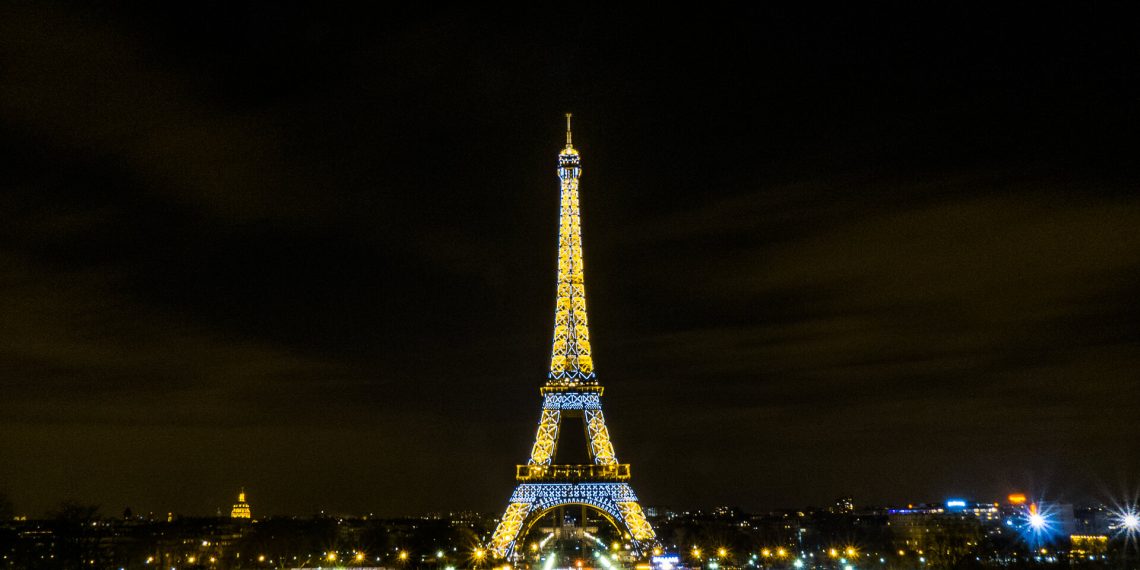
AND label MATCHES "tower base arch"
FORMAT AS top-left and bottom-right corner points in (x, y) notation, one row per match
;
(489, 483), (656, 559)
